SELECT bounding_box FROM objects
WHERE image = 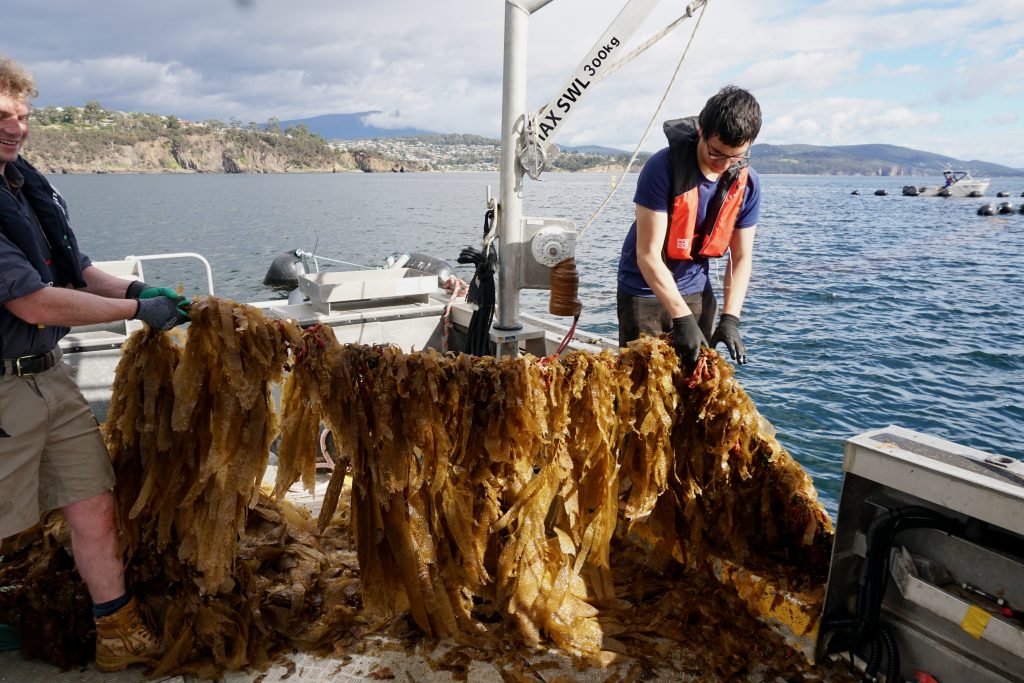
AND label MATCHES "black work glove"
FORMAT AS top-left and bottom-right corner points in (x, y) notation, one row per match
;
(670, 315), (707, 367)
(710, 313), (747, 364)
(134, 295), (191, 331)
